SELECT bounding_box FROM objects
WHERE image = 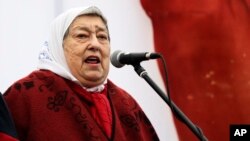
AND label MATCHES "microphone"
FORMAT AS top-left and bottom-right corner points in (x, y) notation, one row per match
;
(110, 50), (161, 68)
